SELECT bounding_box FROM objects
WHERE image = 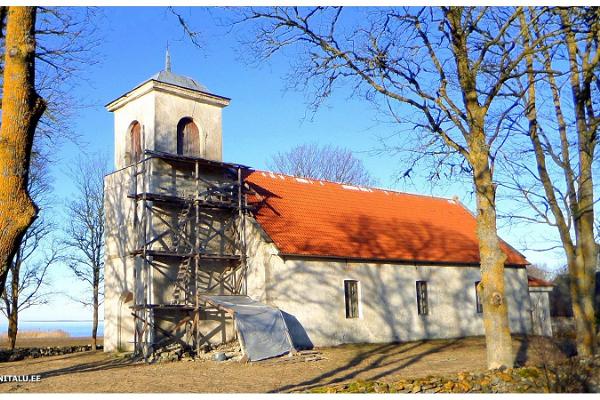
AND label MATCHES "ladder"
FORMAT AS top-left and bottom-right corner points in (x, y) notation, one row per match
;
(172, 200), (194, 305)
(173, 256), (193, 305)
(172, 200), (193, 253)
